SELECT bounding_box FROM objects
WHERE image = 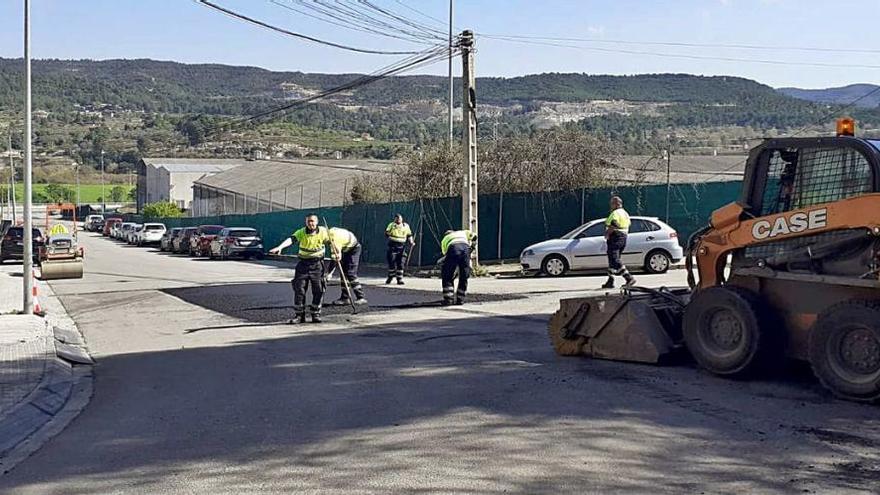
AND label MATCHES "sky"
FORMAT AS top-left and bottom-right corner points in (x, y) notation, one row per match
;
(0, 0), (878, 89)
